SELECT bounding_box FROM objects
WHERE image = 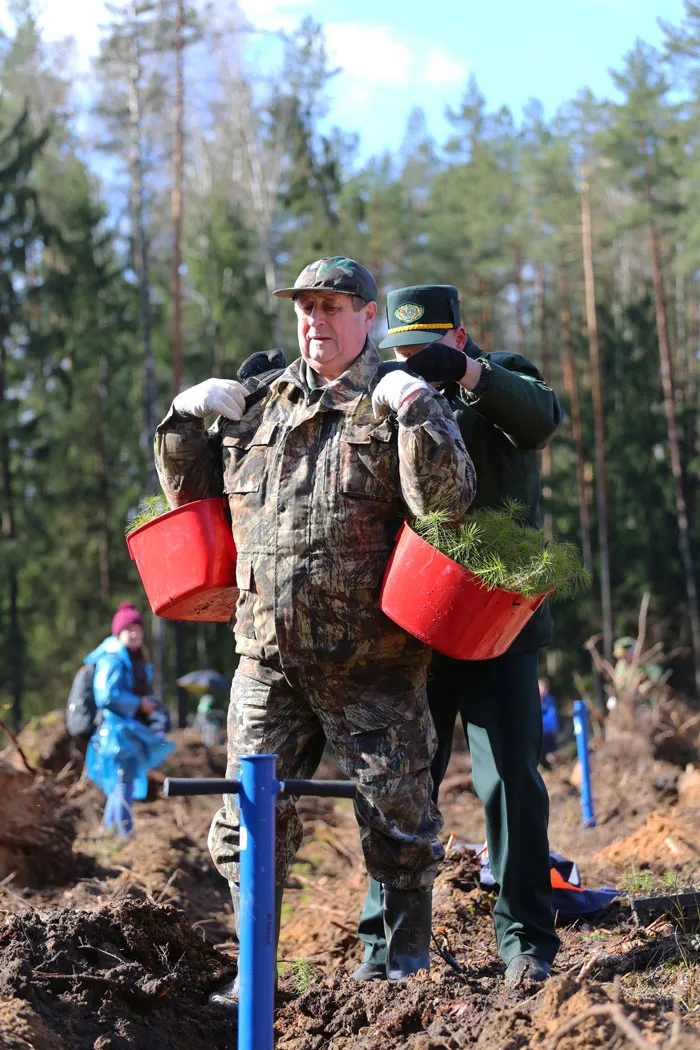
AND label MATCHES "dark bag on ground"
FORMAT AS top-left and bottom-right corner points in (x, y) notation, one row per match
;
(66, 664), (98, 738)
